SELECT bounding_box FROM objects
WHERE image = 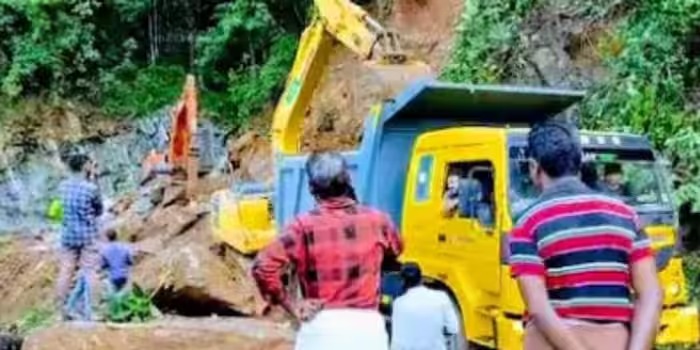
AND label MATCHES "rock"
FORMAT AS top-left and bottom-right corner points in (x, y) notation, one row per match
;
(133, 242), (259, 316)
(227, 132), (273, 183)
(0, 333), (22, 350)
(160, 184), (187, 207)
(530, 46), (573, 86)
(23, 318), (294, 350)
(130, 203), (207, 243)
